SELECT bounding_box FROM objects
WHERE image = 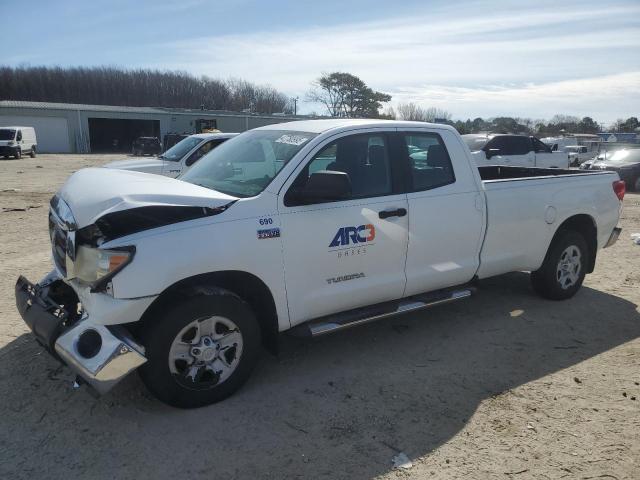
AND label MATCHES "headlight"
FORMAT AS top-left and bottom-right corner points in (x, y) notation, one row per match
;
(8, 140), (15, 146)
(73, 245), (135, 289)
